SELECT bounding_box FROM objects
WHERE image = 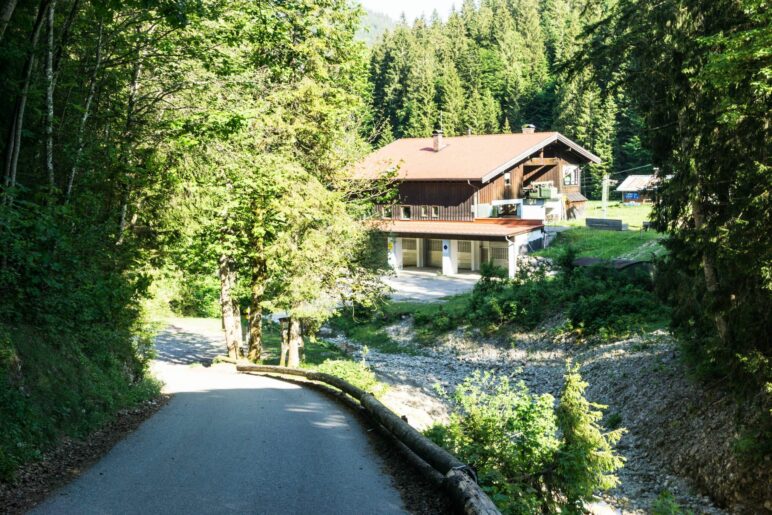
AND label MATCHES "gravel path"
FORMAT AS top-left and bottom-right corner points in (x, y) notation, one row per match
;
(32, 319), (406, 515)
